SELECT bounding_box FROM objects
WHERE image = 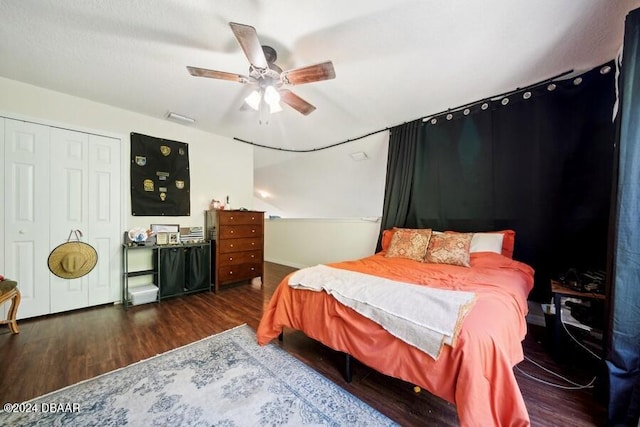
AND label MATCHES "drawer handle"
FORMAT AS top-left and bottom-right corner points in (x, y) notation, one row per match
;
(251, 267), (255, 271)
(229, 271), (233, 275)
(229, 257), (233, 261)
(230, 216), (234, 220)
(251, 216), (255, 220)
(251, 242), (255, 246)
(250, 254), (254, 258)
(230, 230), (234, 234)
(230, 244), (234, 248)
